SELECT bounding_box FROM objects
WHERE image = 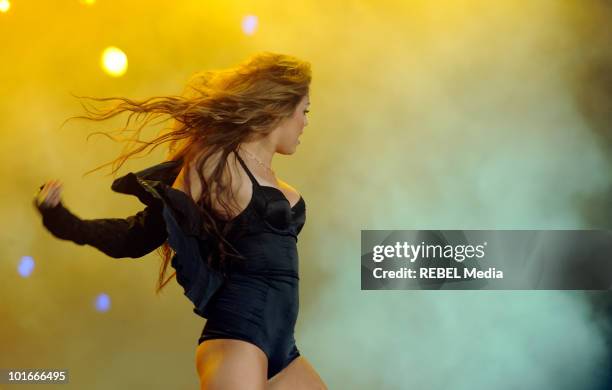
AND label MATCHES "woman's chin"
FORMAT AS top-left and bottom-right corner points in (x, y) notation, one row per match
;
(277, 147), (297, 155)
